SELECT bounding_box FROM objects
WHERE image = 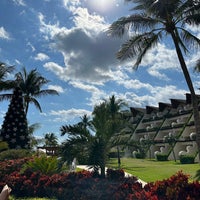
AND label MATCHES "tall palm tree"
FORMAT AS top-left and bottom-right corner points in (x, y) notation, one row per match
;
(0, 62), (15, 93)
(108, 0), (200, 159)
(16, 67), (59, 114)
